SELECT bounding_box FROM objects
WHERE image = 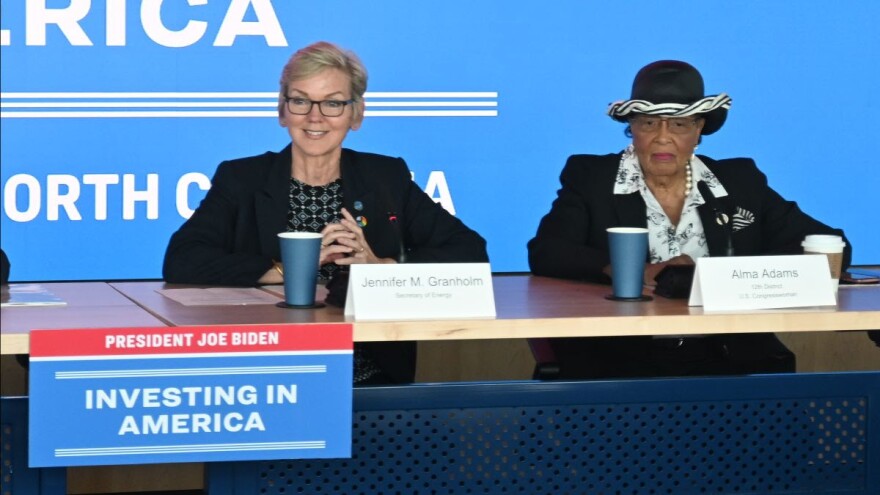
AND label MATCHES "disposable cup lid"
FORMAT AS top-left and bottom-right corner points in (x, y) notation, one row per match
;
(802, 236), (845, 253)
(802, 235), (844, 246)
